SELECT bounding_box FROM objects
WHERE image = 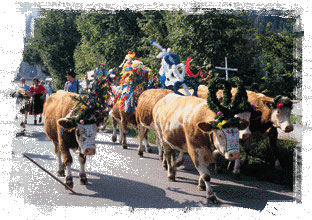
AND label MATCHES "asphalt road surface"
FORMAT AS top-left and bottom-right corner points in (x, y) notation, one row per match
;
(9, 116), (295, 211)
